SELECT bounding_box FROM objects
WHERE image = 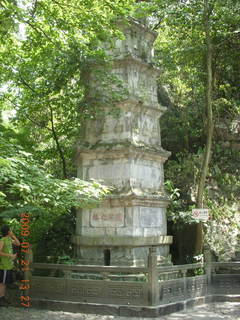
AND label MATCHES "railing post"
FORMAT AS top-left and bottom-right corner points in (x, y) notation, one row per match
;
(204, 248), (212, 292)
(181, 270), (187, 298)
(23, 247), (33, 298)
(148, 246), (159, 306)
